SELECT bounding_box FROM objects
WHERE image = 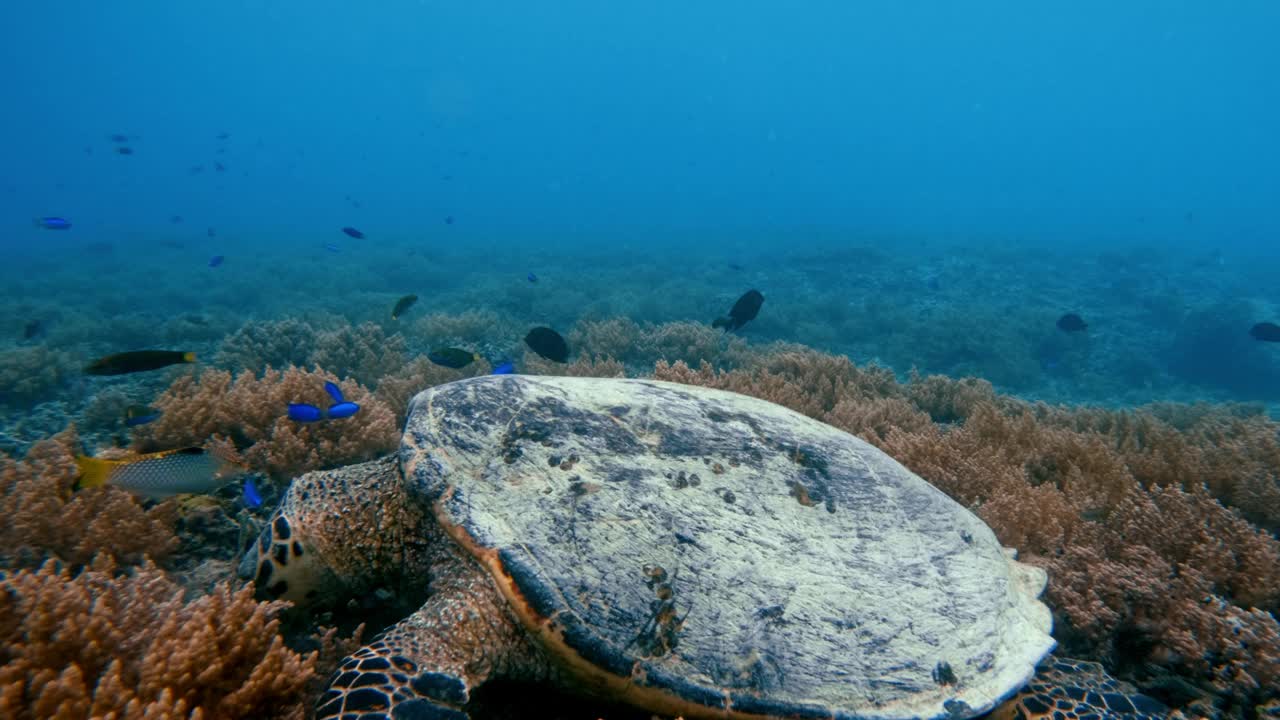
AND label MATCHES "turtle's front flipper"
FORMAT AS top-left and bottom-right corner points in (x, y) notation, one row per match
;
(316, 541), (543, 720)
